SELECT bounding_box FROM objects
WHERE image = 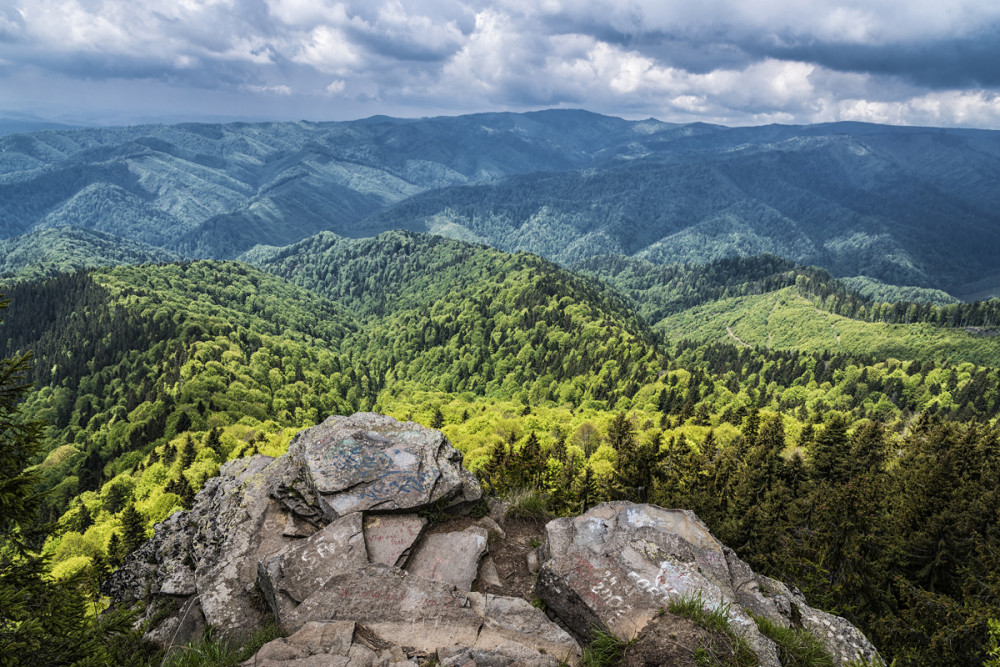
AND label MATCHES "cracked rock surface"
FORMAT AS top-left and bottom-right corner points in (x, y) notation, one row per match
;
(104, 413), (576, 665)
(535, 502), (881, 667)
(104, 414), (879, 667)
